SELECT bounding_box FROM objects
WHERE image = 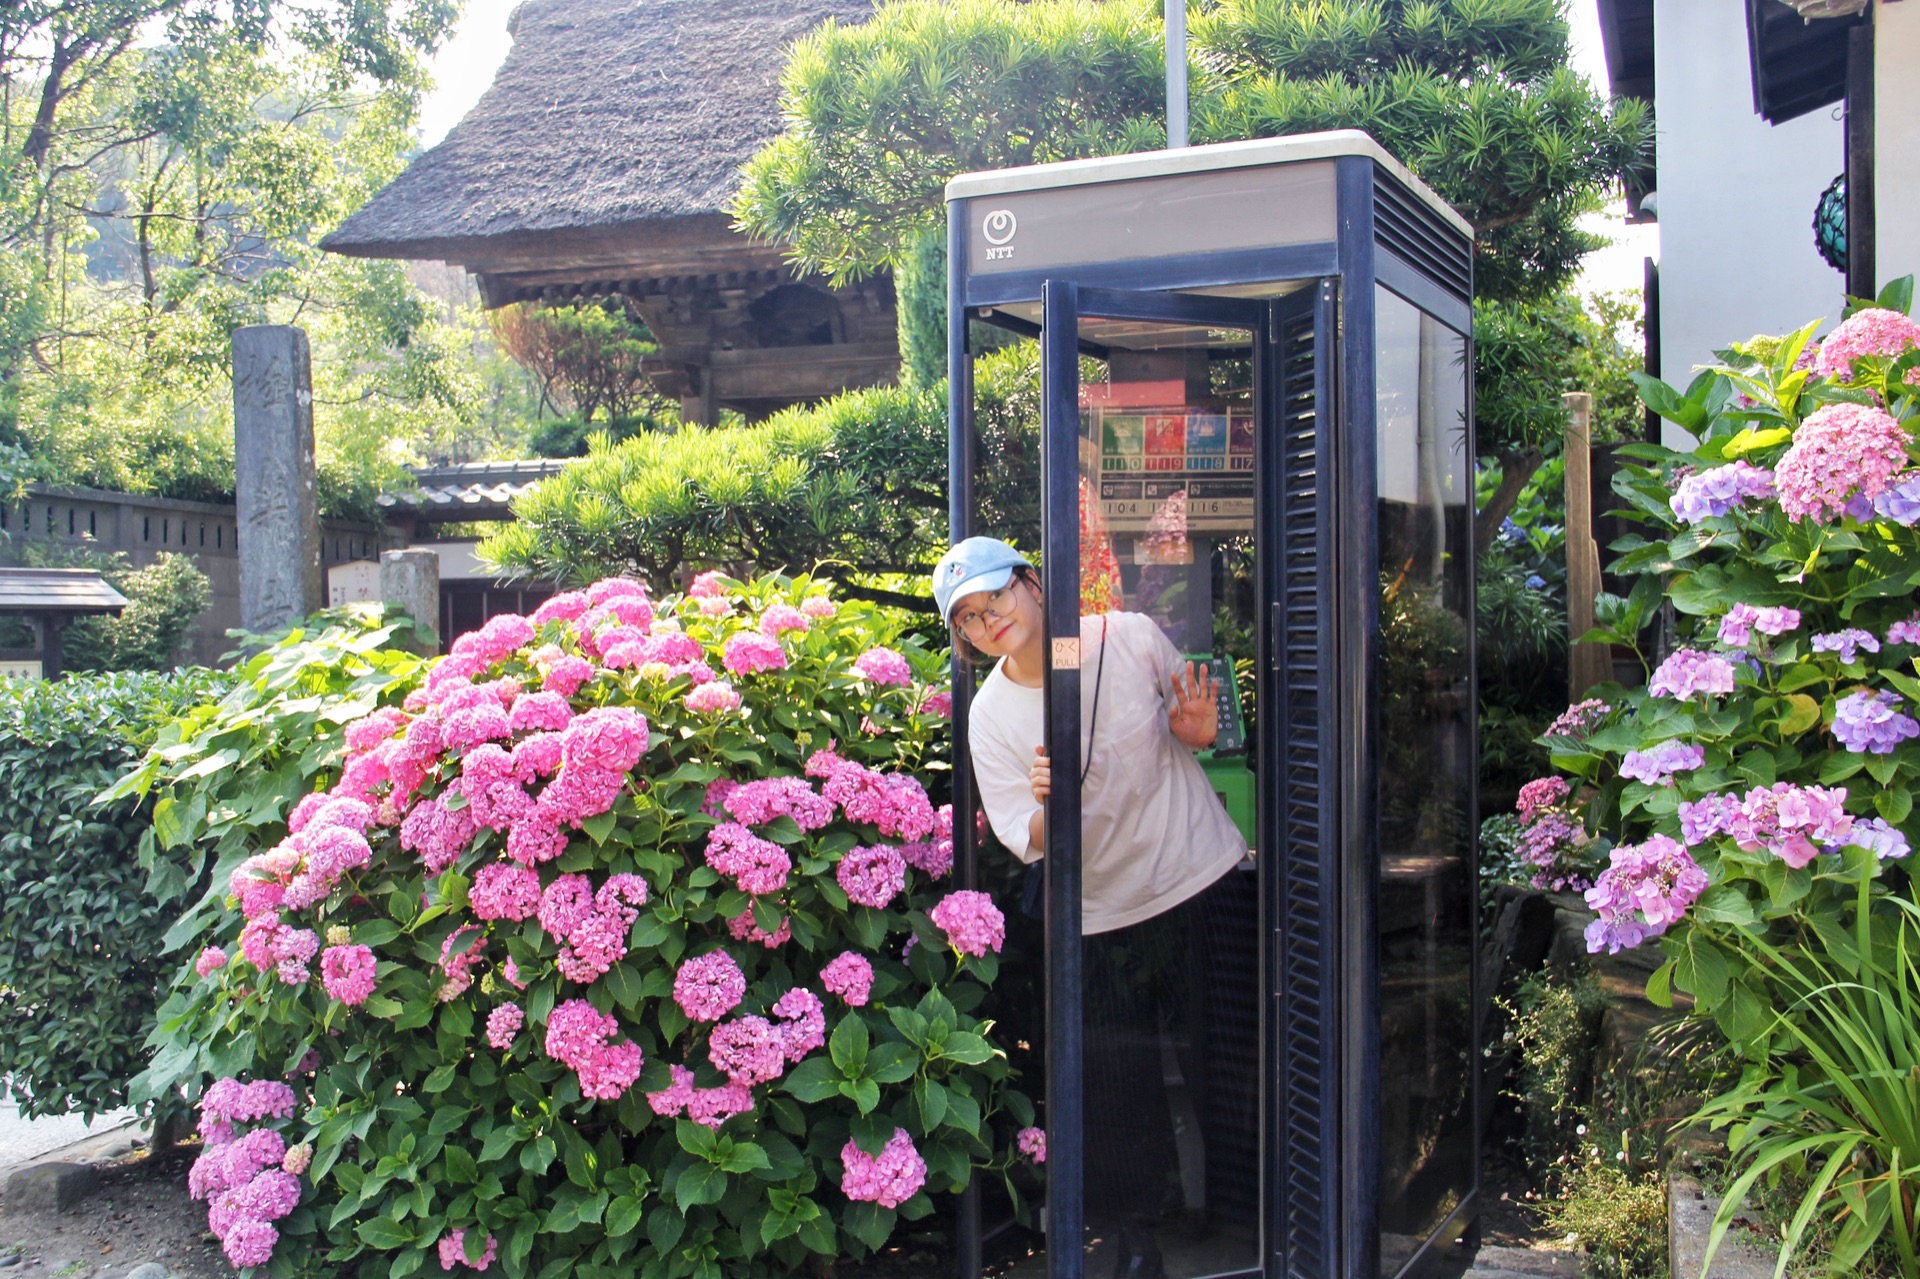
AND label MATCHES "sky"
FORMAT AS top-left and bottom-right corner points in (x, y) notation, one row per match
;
(413, 0), (1658, 297)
